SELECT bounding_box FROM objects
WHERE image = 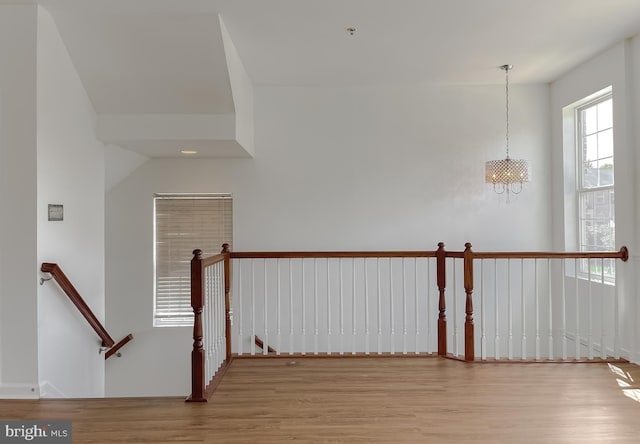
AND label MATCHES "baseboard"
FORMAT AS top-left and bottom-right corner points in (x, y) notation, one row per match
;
(0, 383), (40, 399)
(39, 381), (67, 398)
(564, 332), (622, 358)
